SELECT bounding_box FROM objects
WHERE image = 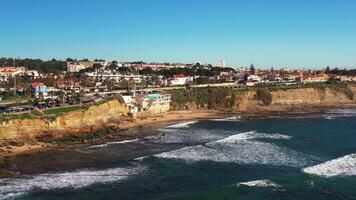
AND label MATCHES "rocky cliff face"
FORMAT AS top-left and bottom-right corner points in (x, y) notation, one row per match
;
(1, 87), (356, 144)
(237, 87), (356, 113)
(0, 100), (129, 141)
